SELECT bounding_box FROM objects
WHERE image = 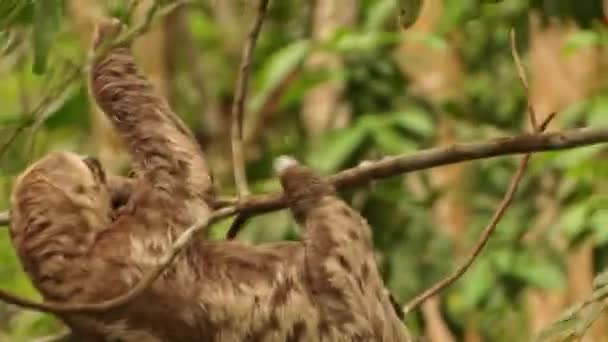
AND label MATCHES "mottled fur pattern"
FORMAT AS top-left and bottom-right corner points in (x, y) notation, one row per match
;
(8, 20), (411, 341)
(279, 164), (410, 341)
